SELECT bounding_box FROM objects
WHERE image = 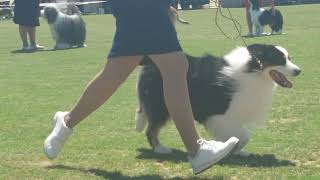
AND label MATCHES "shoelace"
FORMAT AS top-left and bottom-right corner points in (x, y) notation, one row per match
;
(197, 139), (219, 151)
